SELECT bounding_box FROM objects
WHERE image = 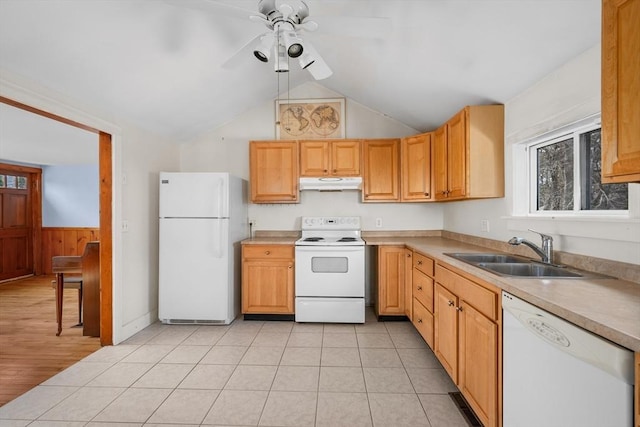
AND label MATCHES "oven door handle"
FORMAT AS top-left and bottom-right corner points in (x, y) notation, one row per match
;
(295, 246), (364, 253)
